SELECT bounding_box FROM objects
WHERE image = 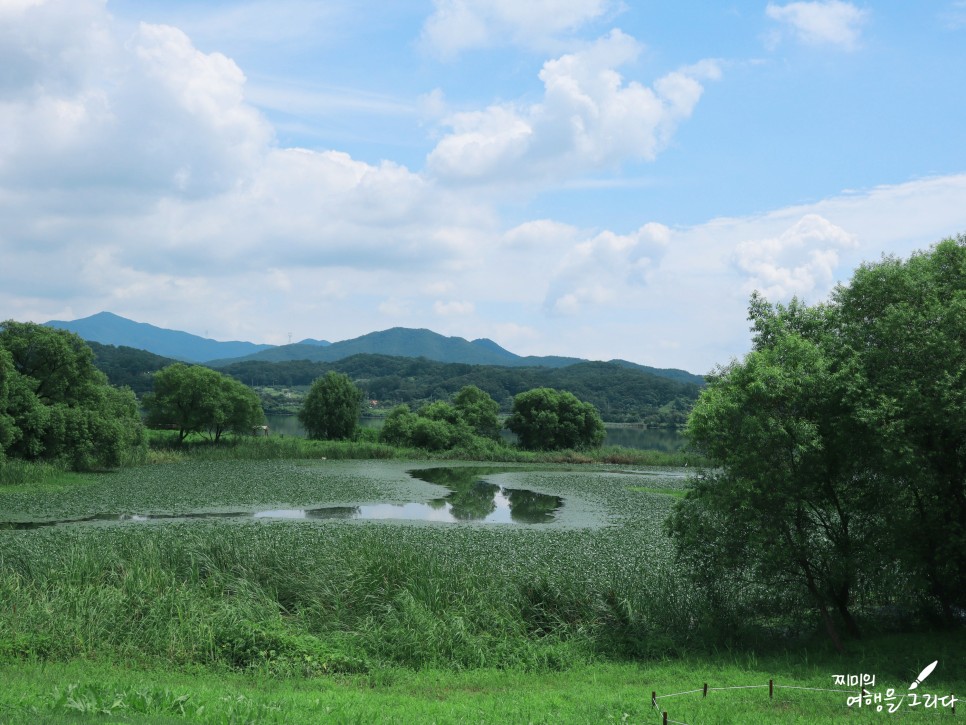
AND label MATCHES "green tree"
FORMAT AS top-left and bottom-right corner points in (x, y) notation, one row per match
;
(505, 387), (605, 450)
(670, 236), (966, 645)
(144, 363), (222, 442)
(452, 385), (500, 439)
(834, 236), (966, 623)
(298, 371), (362, 440)
(379, 404), (417, 447)
(0, 321), (145, 469)
(378, 398), (484, 451)
(144, 363), (264, 443)
(0, 348), (19, 461)
(211, 376), (264, 443)
(671, 302), (884, 651)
